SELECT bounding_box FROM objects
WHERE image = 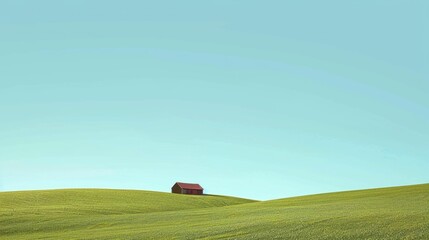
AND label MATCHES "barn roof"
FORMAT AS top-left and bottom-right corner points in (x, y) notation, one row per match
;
(175, 182), (203, 190)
